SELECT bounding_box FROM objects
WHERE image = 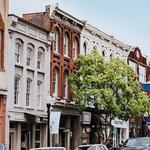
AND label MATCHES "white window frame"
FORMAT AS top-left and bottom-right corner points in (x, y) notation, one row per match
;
(26, 78), (32, 107)
(64, 33), (69, 57)
(37, 51), (42, 69)
(15, 43), (21, 63)
(64, 72), (68, 99)
(53, 29), (59, 53)
(83, 42), (87, 55)
(14, 76), (20, 105)
(73, 39), (78, 59)
(26, 47), (32, 66)
(53, 68), (58, 97)
(139, 65), (146, 83)
(129, 60), (137, 73)
(37, 80), (42, 108)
